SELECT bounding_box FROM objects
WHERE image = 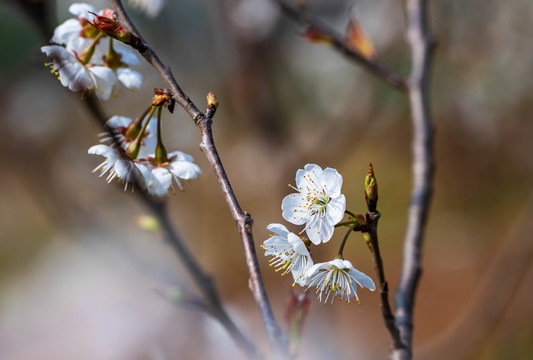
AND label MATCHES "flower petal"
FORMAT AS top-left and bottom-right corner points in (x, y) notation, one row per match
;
(169, 160), (202, 180)
(68, 3), (98, 19)
(152, 167), (173, 191)
(88, 144), (118, 157)
(106, 115), (132, 128)
(326, 194), (346, 225)
(281, 193), (309, 225)
(287, 232), (310, 256)
(88, 66), (118, 100)
(116, 68), (143, 90)
(320, 167), (343, 197)
(306, 213), (334, 244)
(266, 223), (290, 237)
